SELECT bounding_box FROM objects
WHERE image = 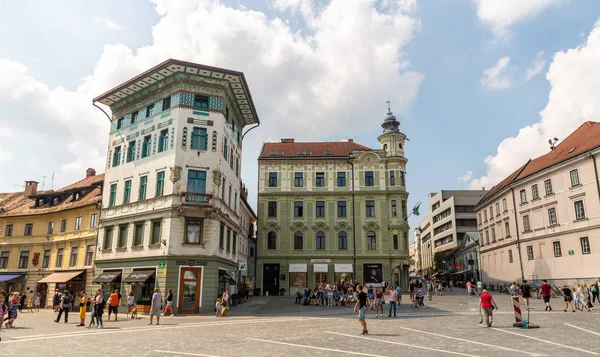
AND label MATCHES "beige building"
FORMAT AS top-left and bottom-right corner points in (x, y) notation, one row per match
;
(476, 121), (600, 285)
